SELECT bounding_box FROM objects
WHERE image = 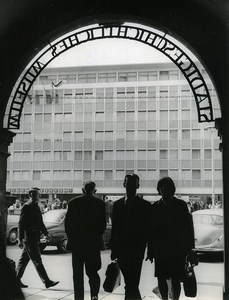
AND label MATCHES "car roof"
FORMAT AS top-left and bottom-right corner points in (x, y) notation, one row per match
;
(192, 209), (223, 216)
(7, 214), (20, 221)
(44, 209), (67, 214)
